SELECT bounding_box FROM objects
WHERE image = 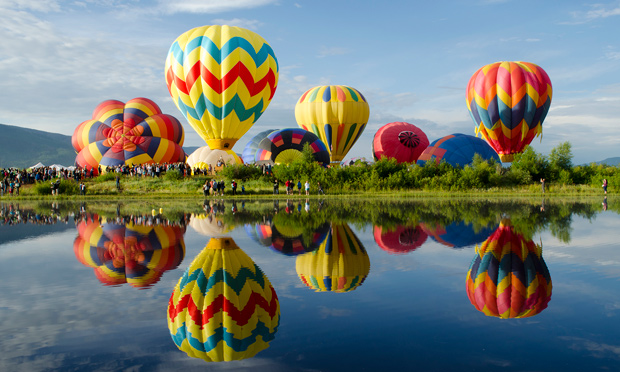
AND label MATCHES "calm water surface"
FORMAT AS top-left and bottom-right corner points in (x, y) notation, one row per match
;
(0, 198), (618, 371)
